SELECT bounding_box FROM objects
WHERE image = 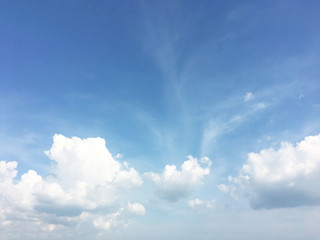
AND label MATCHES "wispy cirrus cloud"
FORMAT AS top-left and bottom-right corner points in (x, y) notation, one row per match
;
(201, 91), (270, 155)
